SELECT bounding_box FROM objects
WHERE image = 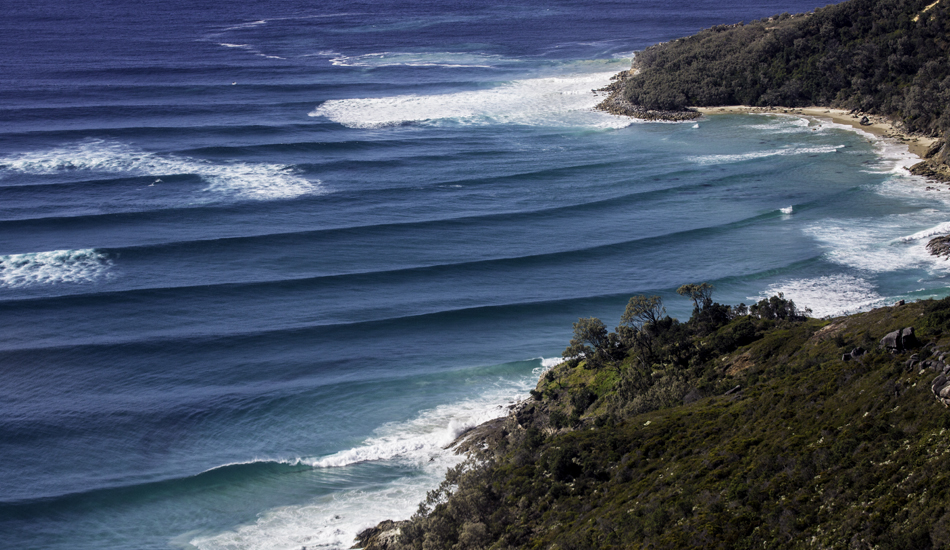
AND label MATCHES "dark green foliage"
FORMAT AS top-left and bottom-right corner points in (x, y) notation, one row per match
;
(570, 386), (597, 415)
(921, 295), (950, 336)
(677, 282), (714, 313)
(622, 0), (950, 137)
(749, 292), (807, 320)
(707, 315), (758, 353)
(382, 294), (950, 550)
